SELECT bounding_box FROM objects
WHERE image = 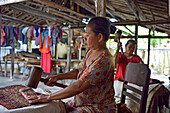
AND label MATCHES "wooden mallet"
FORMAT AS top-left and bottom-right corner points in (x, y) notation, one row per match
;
(25, 66), (67, 88)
